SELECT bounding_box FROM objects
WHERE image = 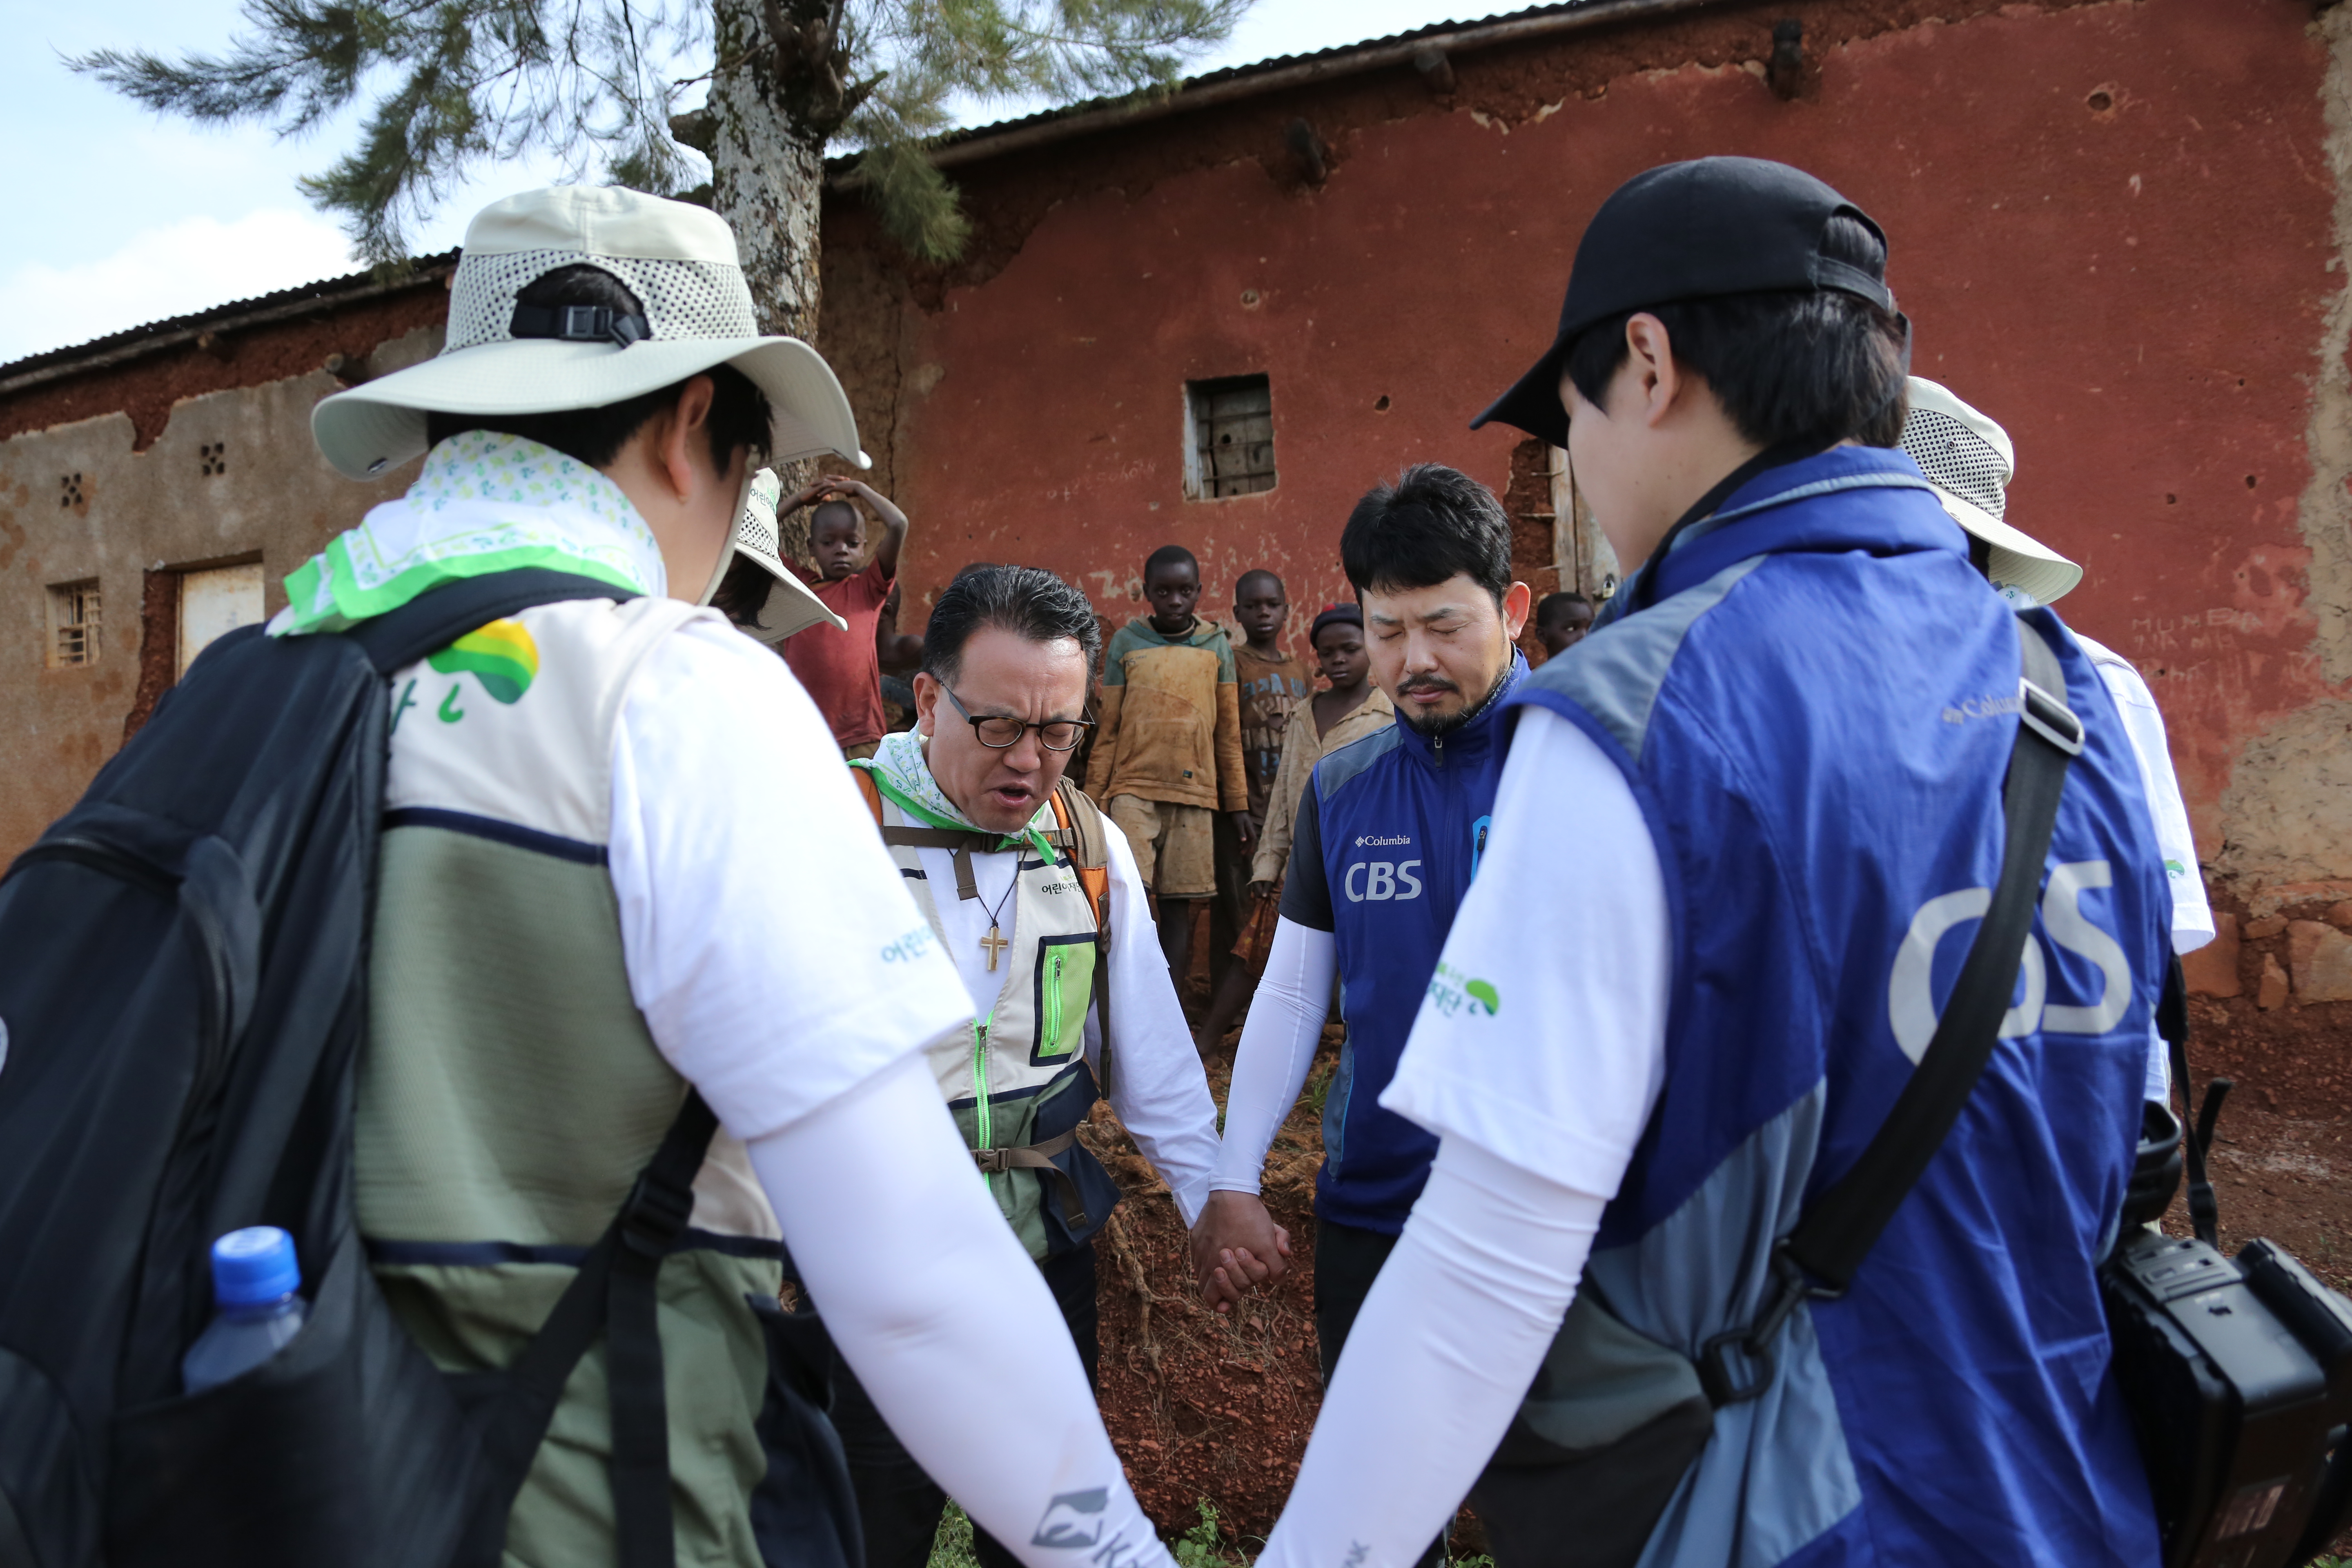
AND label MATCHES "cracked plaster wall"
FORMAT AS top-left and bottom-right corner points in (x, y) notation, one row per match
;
(0, 329), (435, 860)
(837, 0), (2352, 903)
(2212, 3), (2352, 900)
